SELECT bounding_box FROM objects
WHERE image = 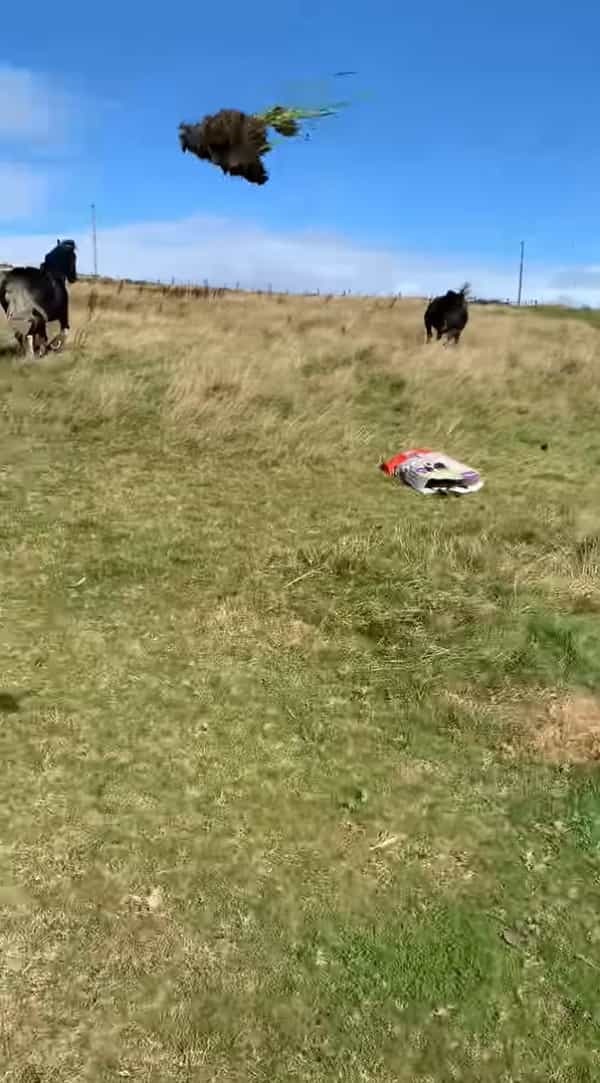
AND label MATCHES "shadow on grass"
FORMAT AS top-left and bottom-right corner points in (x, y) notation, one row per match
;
(0, 690), (34, 713)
